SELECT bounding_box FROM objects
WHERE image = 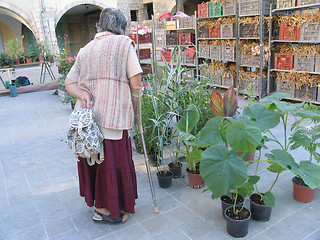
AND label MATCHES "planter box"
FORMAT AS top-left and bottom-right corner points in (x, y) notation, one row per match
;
(138, 48), (151, 59)
(198, 25), (209, 39)
(129, 33), (152, 44)
(239, 23), (268, 38)
(220, 24), (234, 38)
(209, 24), (220, 38)
(274, 53), (294, 70)
(221, 46), (235, 61)
(277, 0), (296, 8)
(198, 3), (209, 18)
(238, 0), (271, 16)
(276, 78), (295, 98)
(223, 0), (236, 15)
(178, 33), (195, 45)
(210, 45), (221, 60)
(198, 44), (210, 58)
(279, 22), (301, 41)
(209, 2), (222, 16)
(295, 86), (317, 101)
(166, 21), (177, 30)
(166, 33), (178, 45)
(294, 54), (315, 72)
(300, 22), (320, 42)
